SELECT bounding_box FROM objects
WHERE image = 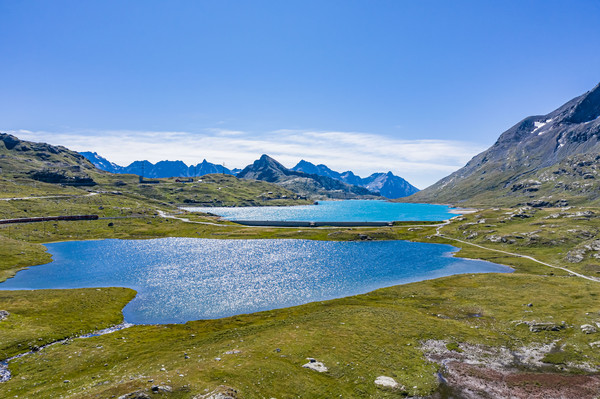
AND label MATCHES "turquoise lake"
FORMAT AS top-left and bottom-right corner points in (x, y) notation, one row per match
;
(182, 200), (456, 222)
(0, 238), (512, 324)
